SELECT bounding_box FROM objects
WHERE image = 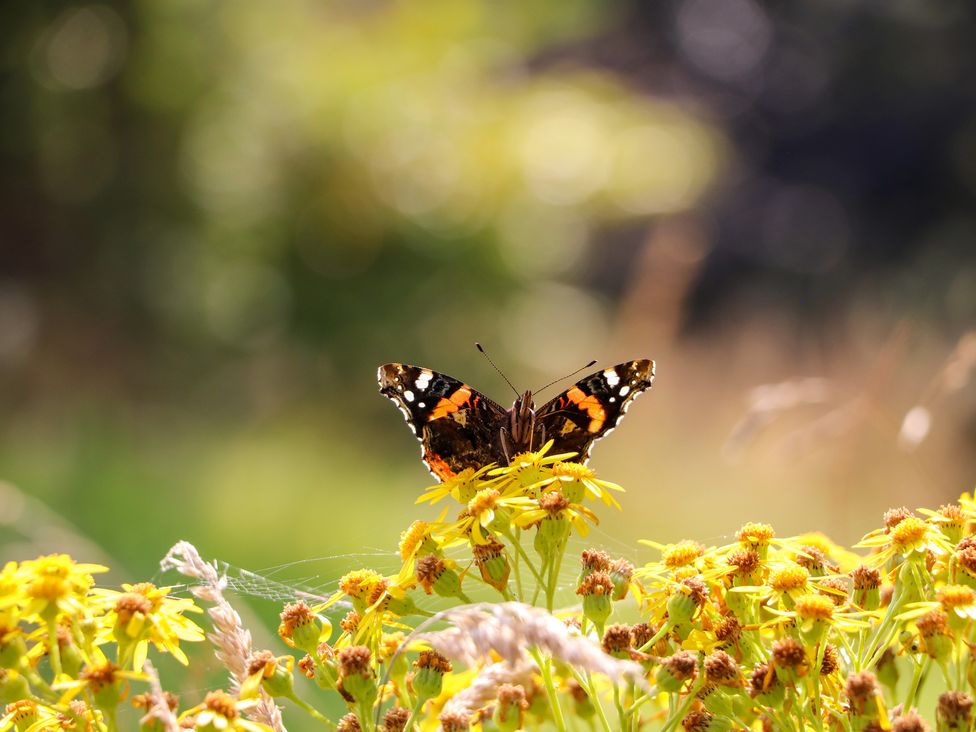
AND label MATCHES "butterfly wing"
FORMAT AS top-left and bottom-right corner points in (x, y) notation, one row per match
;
(378, 363), (508, 481)
(535, 359), (655, 463)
